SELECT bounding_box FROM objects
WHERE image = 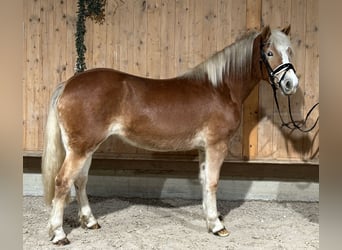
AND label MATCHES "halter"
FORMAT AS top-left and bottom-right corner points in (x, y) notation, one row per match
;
(260, 44), (296, 89)
(260, 43), (319, 133)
